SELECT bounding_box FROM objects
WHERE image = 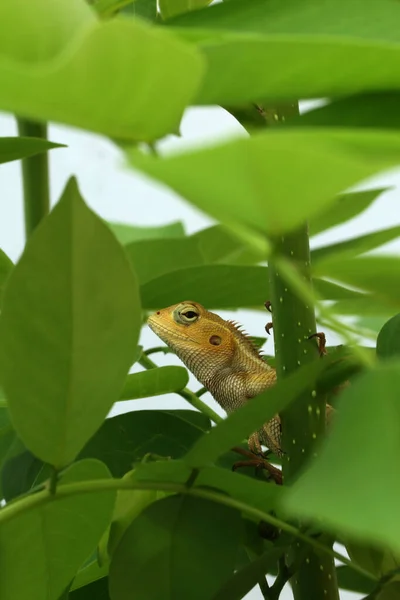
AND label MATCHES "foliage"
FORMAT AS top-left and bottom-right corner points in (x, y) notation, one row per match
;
(0, 0), (400, 599)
